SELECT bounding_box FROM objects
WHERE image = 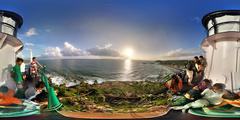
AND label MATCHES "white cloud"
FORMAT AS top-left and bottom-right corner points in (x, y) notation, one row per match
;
(25, 42), (35, 46)
(62, 42), (89, 56)
(160, 48), (202, 60)
(41, 42), (121, 58)
(96, 43), (112, 49)
(87, 43), (120, 57)
(25, 28), (38, 37)
(42, 47), (62, 57)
